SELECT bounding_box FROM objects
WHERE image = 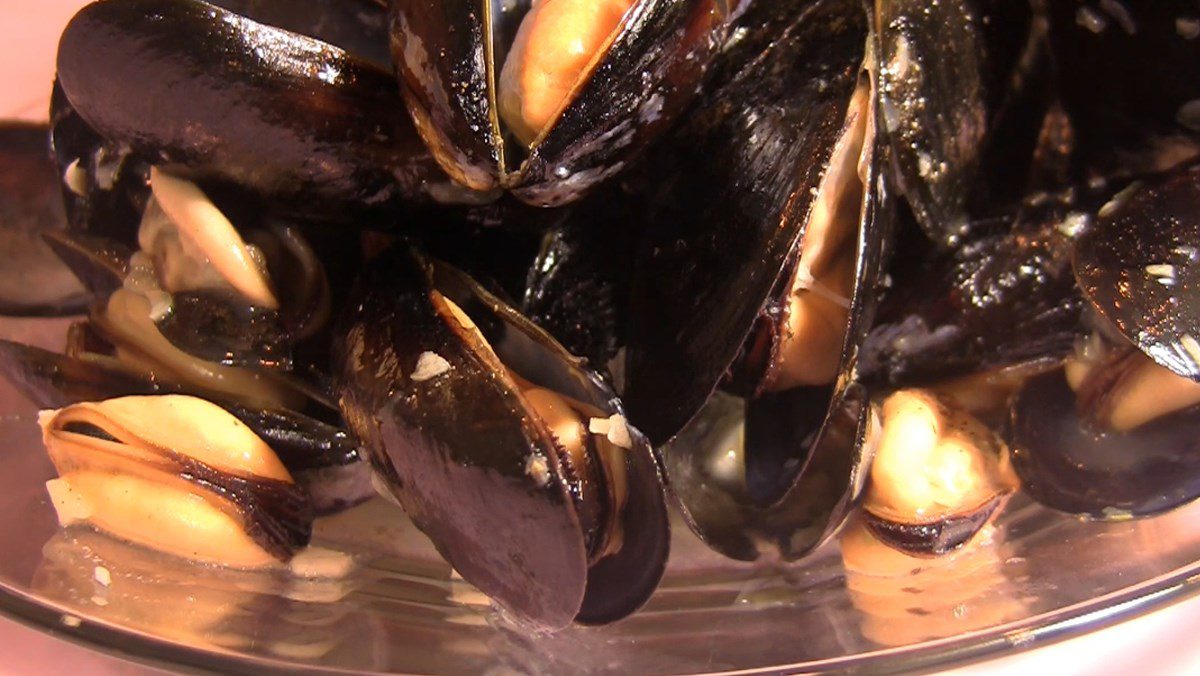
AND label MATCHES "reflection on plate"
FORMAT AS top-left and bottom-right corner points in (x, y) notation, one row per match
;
(2, 314), (1200, 674)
